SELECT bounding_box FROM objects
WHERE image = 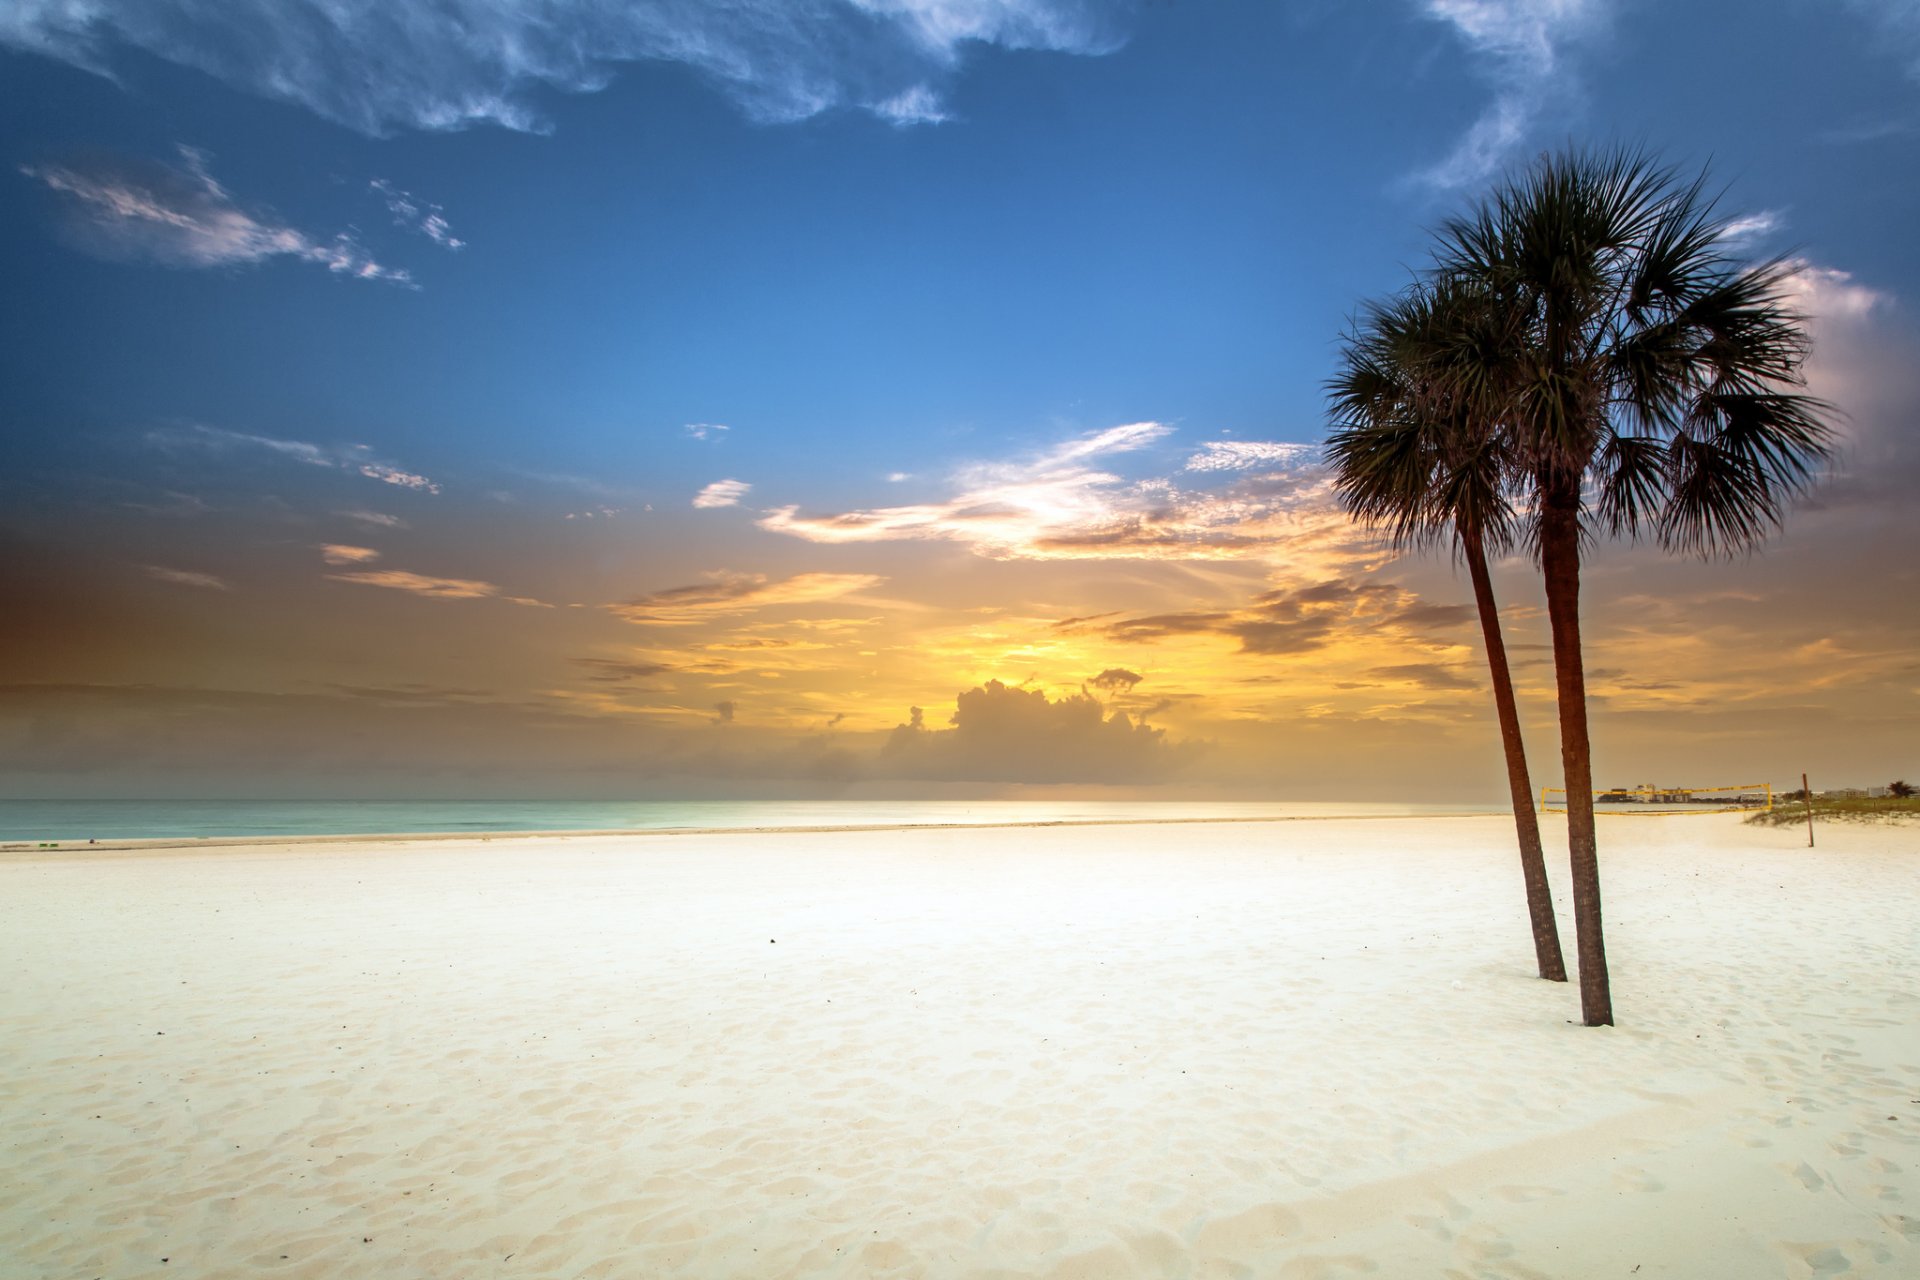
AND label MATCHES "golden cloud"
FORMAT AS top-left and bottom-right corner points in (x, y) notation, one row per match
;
(610, 571), (884, 625)
(327, 569), (500, 599)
